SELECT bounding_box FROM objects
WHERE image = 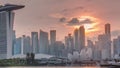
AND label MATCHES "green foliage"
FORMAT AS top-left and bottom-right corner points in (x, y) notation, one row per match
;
(0, 58), (27, 66)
